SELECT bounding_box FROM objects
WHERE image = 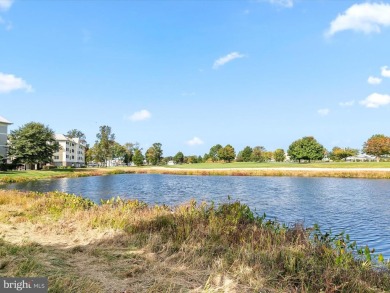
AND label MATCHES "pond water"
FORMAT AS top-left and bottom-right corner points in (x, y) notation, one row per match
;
(3, 174), (390, 258)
